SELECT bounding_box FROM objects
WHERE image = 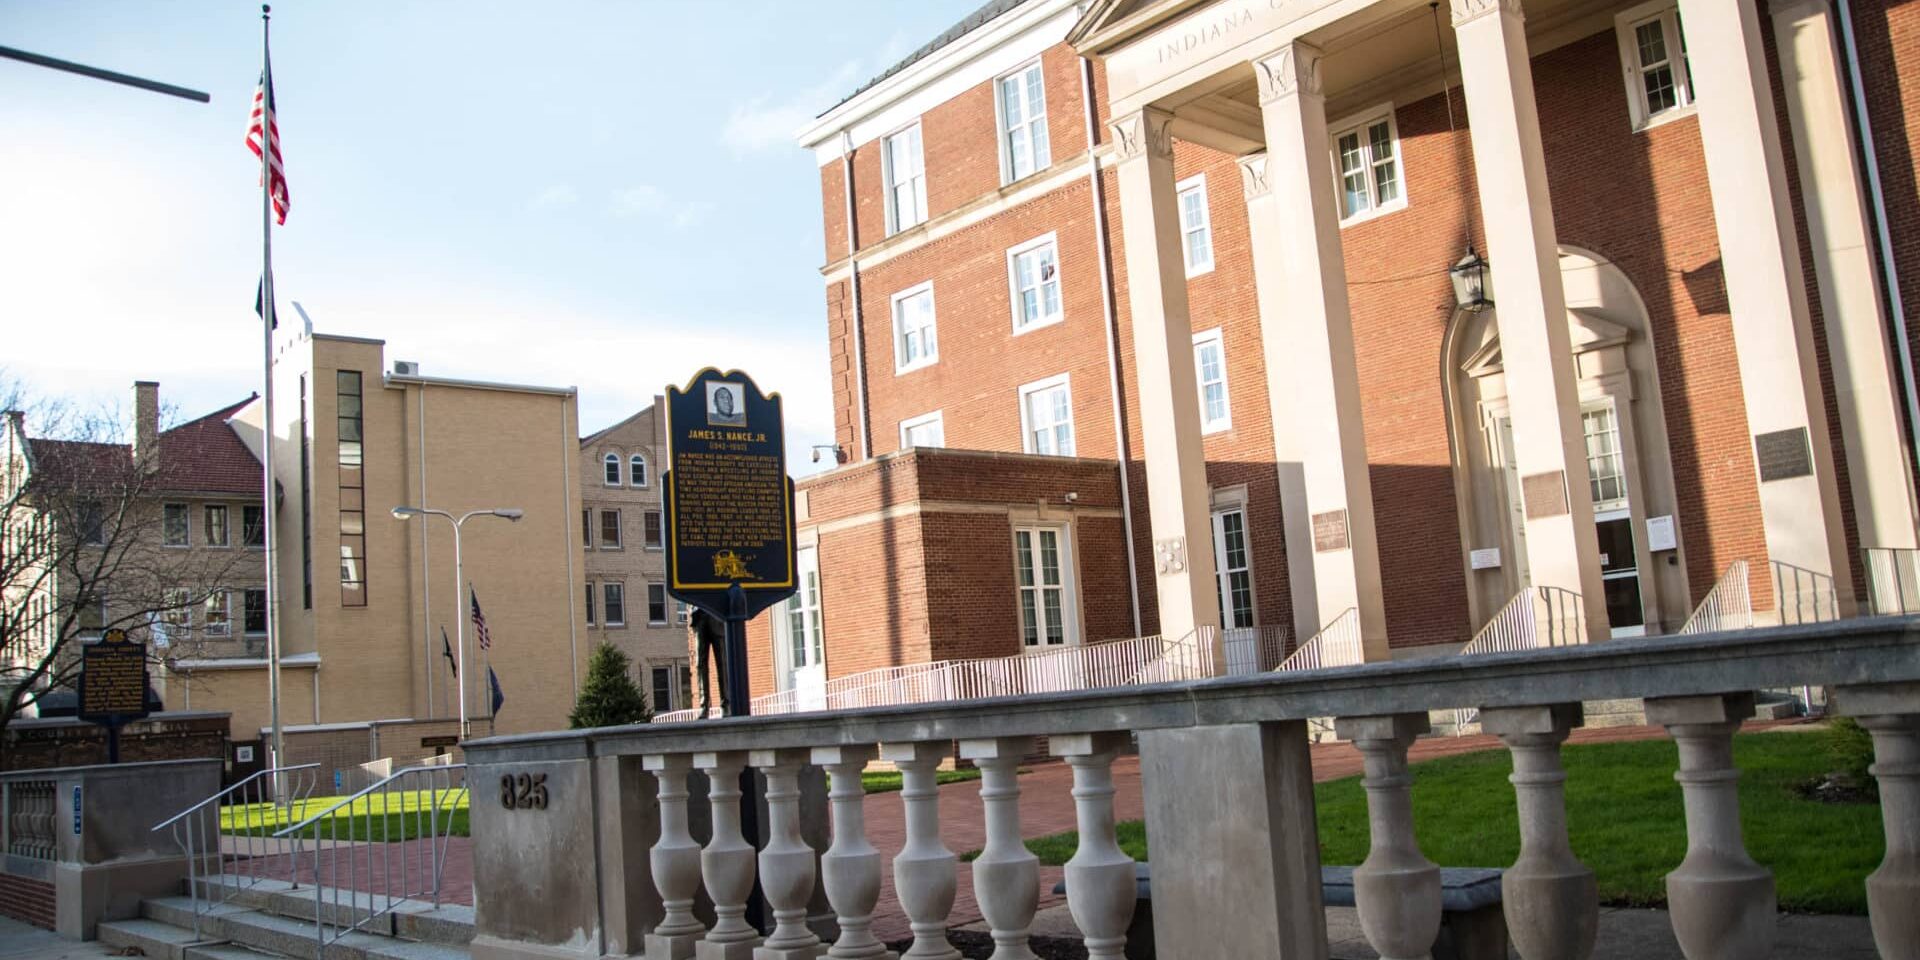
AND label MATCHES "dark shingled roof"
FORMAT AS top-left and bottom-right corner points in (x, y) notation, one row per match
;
(822, 0), (1036, 117)
(28, 396), (262, 497)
